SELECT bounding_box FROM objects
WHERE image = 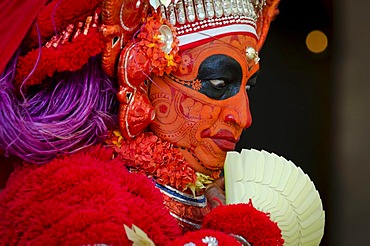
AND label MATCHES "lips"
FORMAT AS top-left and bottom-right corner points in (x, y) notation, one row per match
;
(201, 129), (239, 151)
